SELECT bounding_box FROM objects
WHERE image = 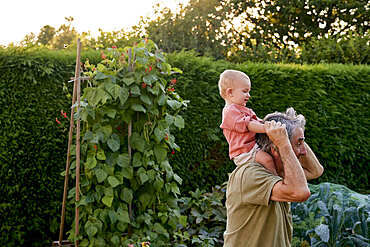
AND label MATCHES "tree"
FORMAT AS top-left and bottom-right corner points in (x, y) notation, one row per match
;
(37, 25), (56, 46)
(51, 16), (78, 49)
(20, 32), (37, 48)
(143, 0), (238, 58)
(229, 0), (370, 49)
